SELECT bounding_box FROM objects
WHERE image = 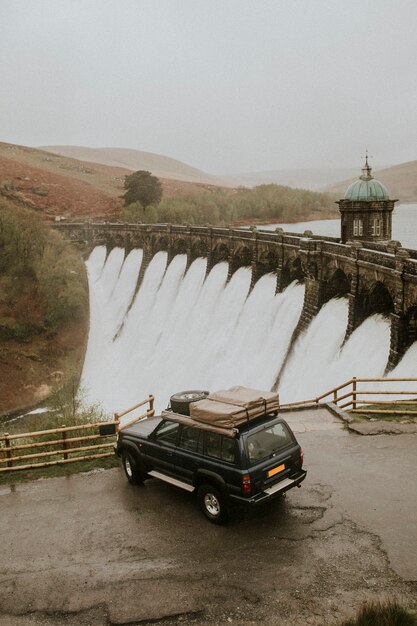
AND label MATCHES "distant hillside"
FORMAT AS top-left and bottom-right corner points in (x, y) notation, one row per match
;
(41, 145), (223, 185)
(326, 160), (417, 203)
(0, 142), (231, 219)
(220, 167), (360, 190)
